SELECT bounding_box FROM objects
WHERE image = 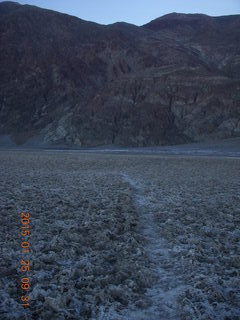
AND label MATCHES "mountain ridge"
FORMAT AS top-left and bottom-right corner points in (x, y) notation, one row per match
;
(0, 1), (239, 146)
